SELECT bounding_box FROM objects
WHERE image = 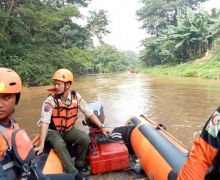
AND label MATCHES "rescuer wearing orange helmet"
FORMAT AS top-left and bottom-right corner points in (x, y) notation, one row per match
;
(34, 69), (111, 179)
(0, 67), (74, 180)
